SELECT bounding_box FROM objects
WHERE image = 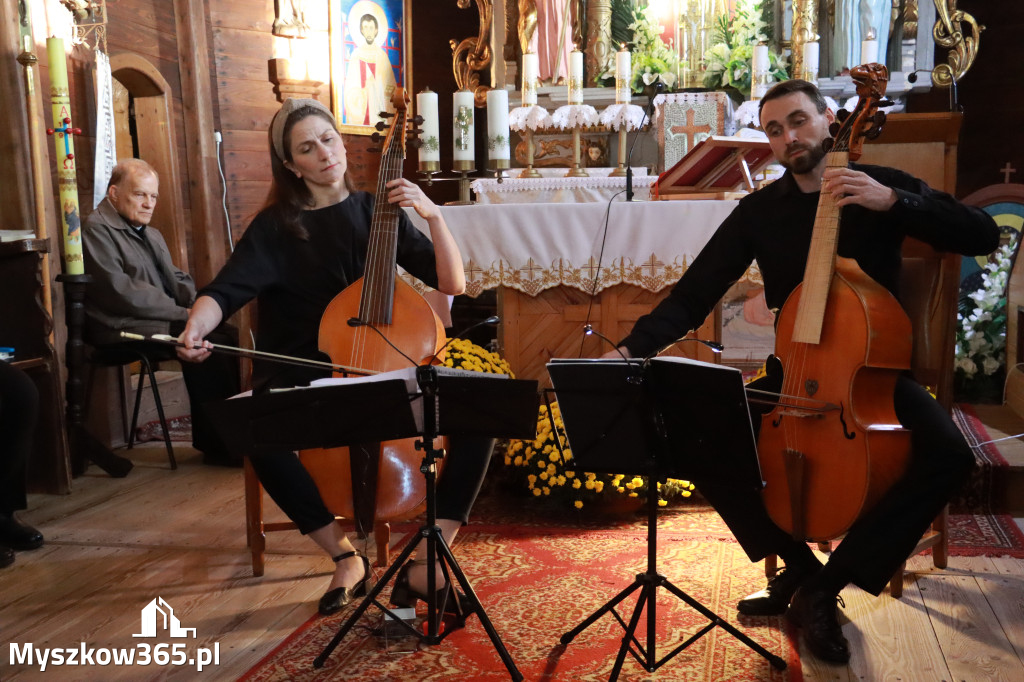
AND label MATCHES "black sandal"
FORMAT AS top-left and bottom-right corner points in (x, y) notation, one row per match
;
(318, 550), (370, 616)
